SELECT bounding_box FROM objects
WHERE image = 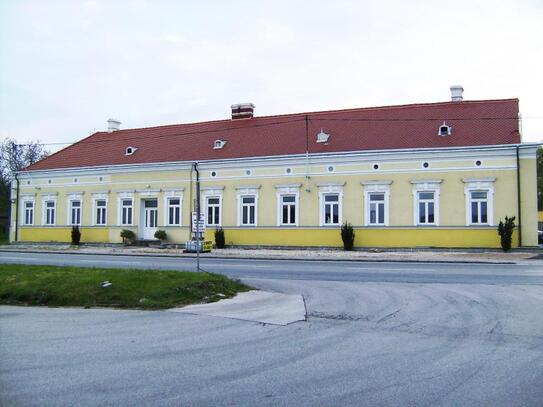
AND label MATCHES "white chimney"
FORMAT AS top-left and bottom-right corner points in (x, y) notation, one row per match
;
(107, 118), (121, 132)
(231, 103), (255, 119)
(450, 85), (464, 102)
